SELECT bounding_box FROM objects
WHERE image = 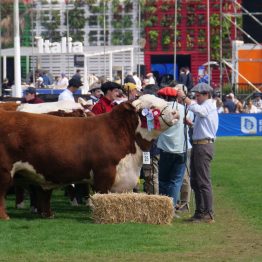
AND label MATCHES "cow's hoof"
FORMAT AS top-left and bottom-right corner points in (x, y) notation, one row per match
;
(16, 201), (25, 209)
(70, 198), (79, 207)
(30, 206), (38, 214)
(41, 212), (55, 219)
(0, 214), (10, 220)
